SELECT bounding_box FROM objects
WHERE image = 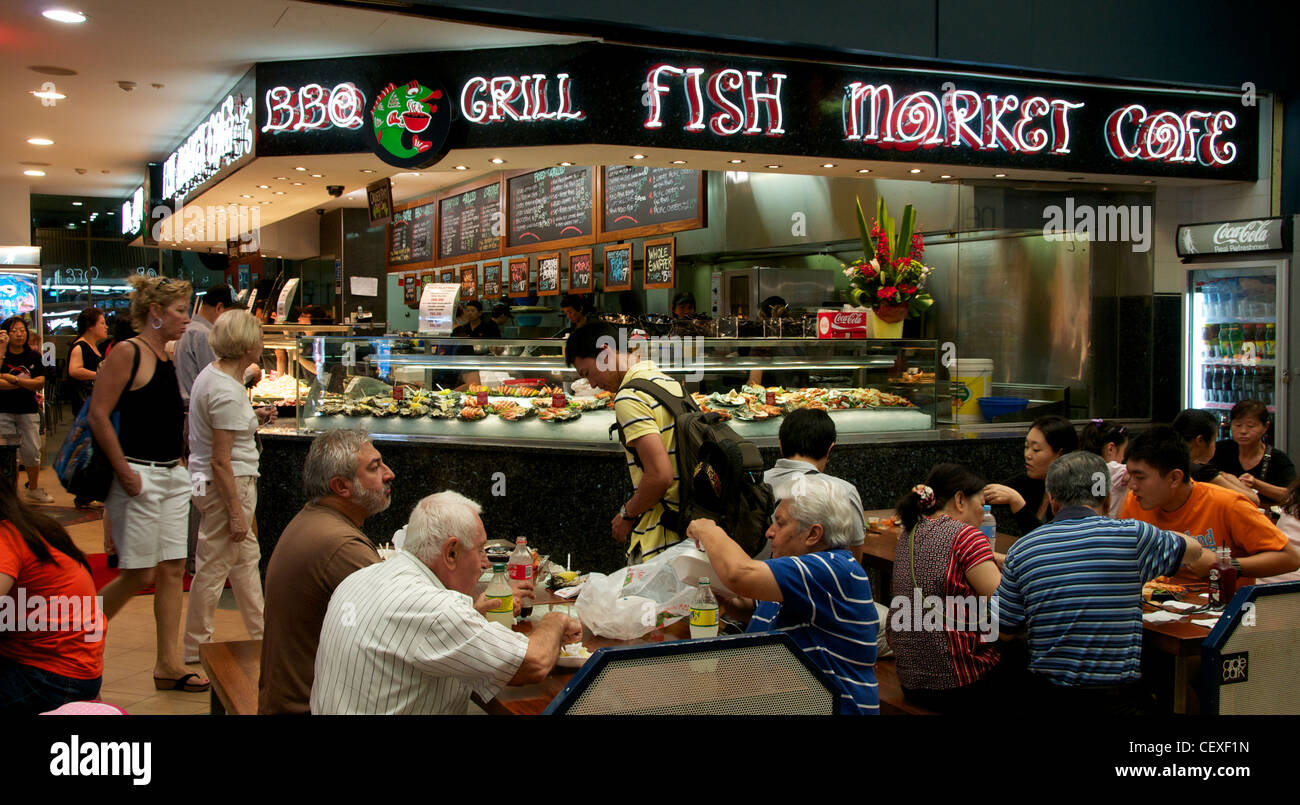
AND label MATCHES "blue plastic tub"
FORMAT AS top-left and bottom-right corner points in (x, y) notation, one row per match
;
(977, 396), (1029, 422)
